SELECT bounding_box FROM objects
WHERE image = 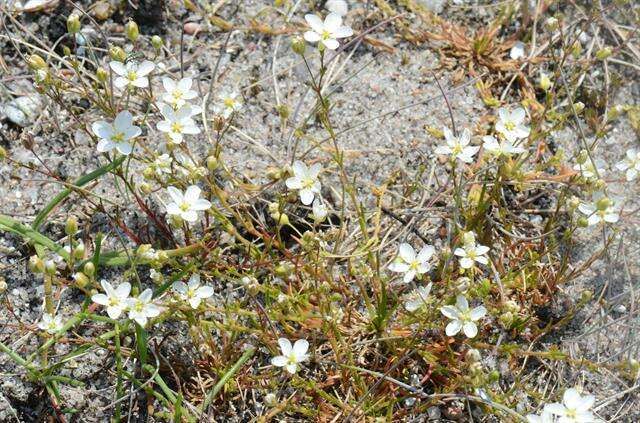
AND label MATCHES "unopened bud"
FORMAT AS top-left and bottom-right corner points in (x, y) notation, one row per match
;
(45, 260), (57, 275)
(545, 17), (559, 31)
(125, 20), (139, 42)
(151, 35), (163, 50)
(0, 277), (6, 293)
(577, 216), (589, 227)
(73, 242), (85, 260)
(573, 101), (585, 114)
(139, 182), (152, 194)
(291, 36), (306, 55)
(27, 54), (47, 70)
(576, 150), (588, 165)
(539, 72), (552, 91)
(109, 46), (127, 62)
(466, 349), (481, 363)
(83, 262), (95, 276)
(596, 47), (612, 60)
(96, 67), (108, 83)
(0, 146), (6, 161)
(142, 167), (154, 179)
(73, 272), (89, 288)
(206, 156), (219, 171)
(277, 105), (290, 120)
(65, 217), (78, 235)
(596, 197), (611, 211)
(29, 255), (45, 273)
(67, 14), (81, 34)
(63, 46), (72, 57)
